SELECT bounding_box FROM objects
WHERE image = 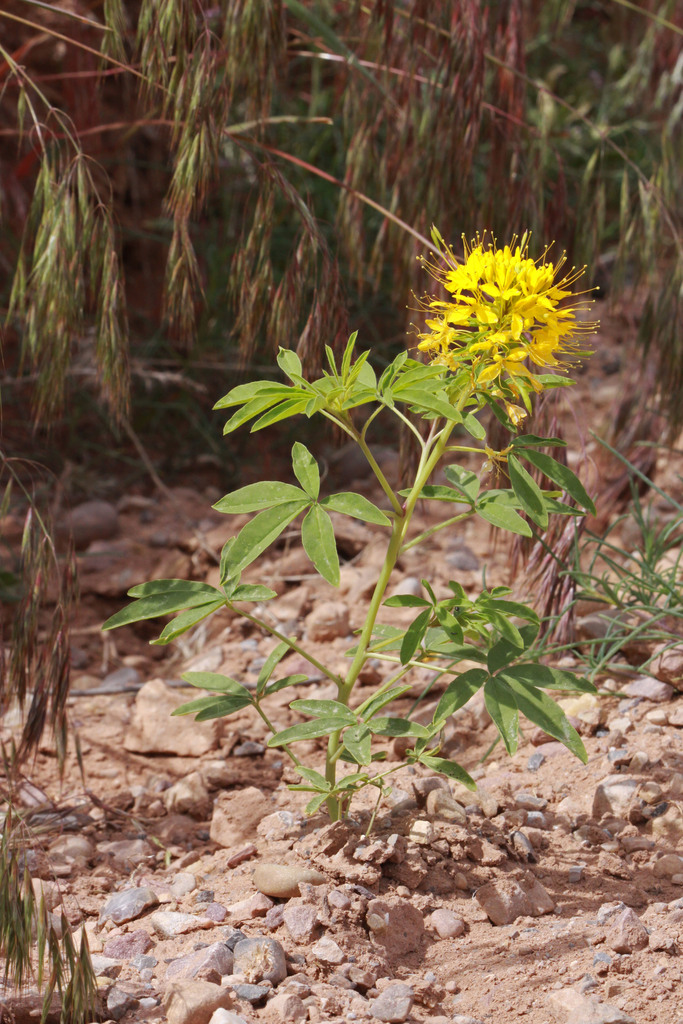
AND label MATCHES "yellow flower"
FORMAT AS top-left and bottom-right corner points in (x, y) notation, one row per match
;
(416, 228), (597, 409)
